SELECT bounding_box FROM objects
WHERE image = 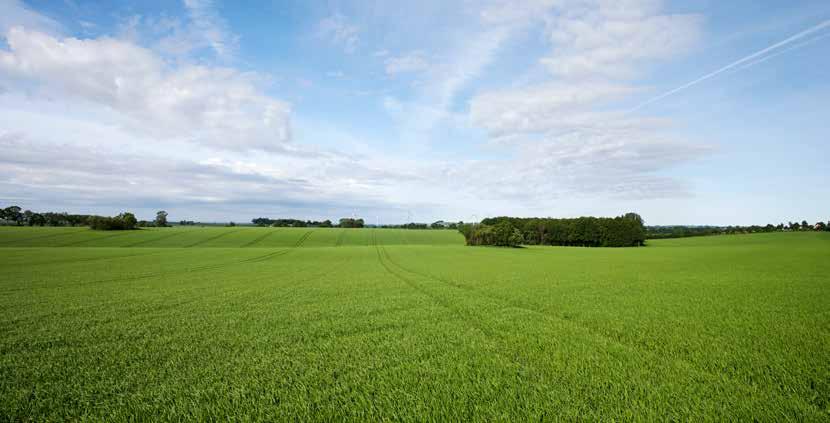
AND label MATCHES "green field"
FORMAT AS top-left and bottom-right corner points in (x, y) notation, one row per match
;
(1, 227), (828, 420)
